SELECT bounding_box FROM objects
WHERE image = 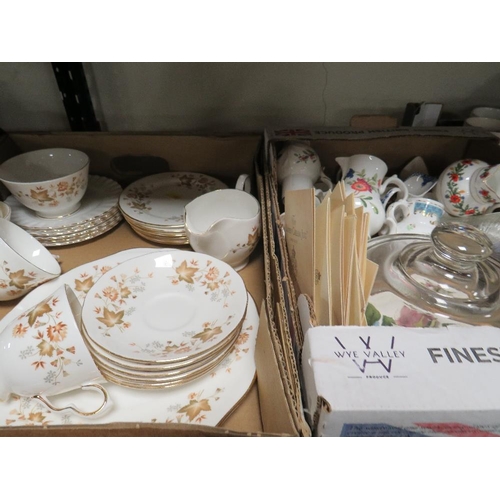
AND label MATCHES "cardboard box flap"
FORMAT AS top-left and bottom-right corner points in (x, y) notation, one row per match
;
(265, 126), (496, 142)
